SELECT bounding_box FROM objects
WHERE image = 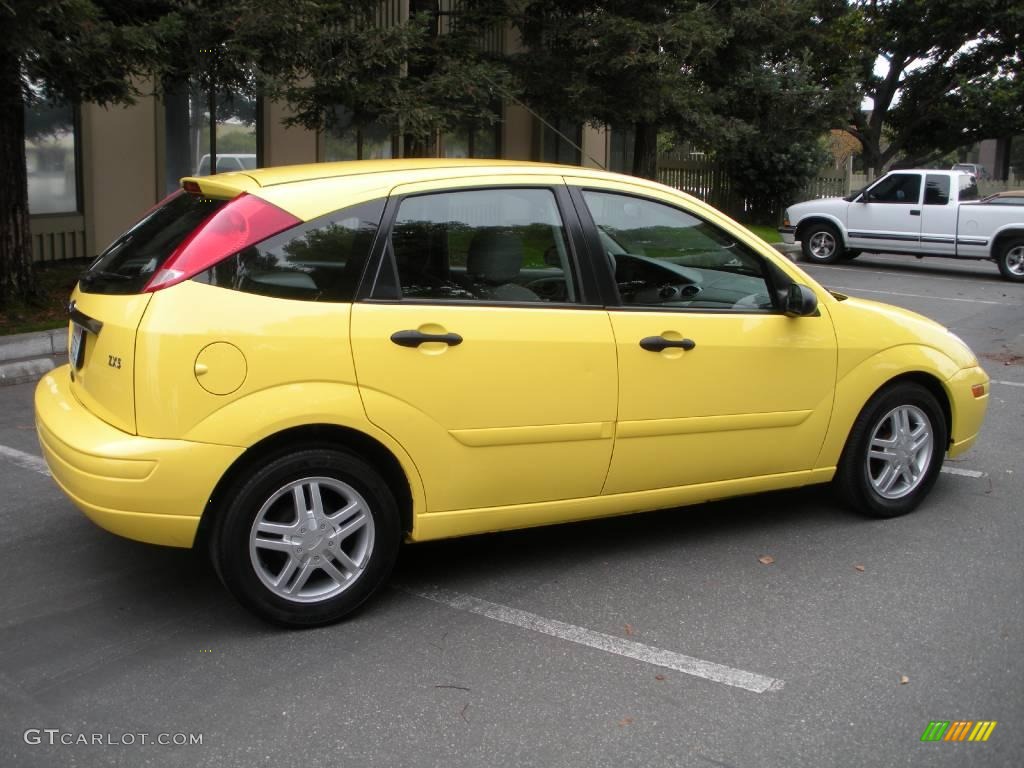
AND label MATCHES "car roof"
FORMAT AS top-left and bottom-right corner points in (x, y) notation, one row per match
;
(221, 158), (612, 188)
(178, 158), (655, 202)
